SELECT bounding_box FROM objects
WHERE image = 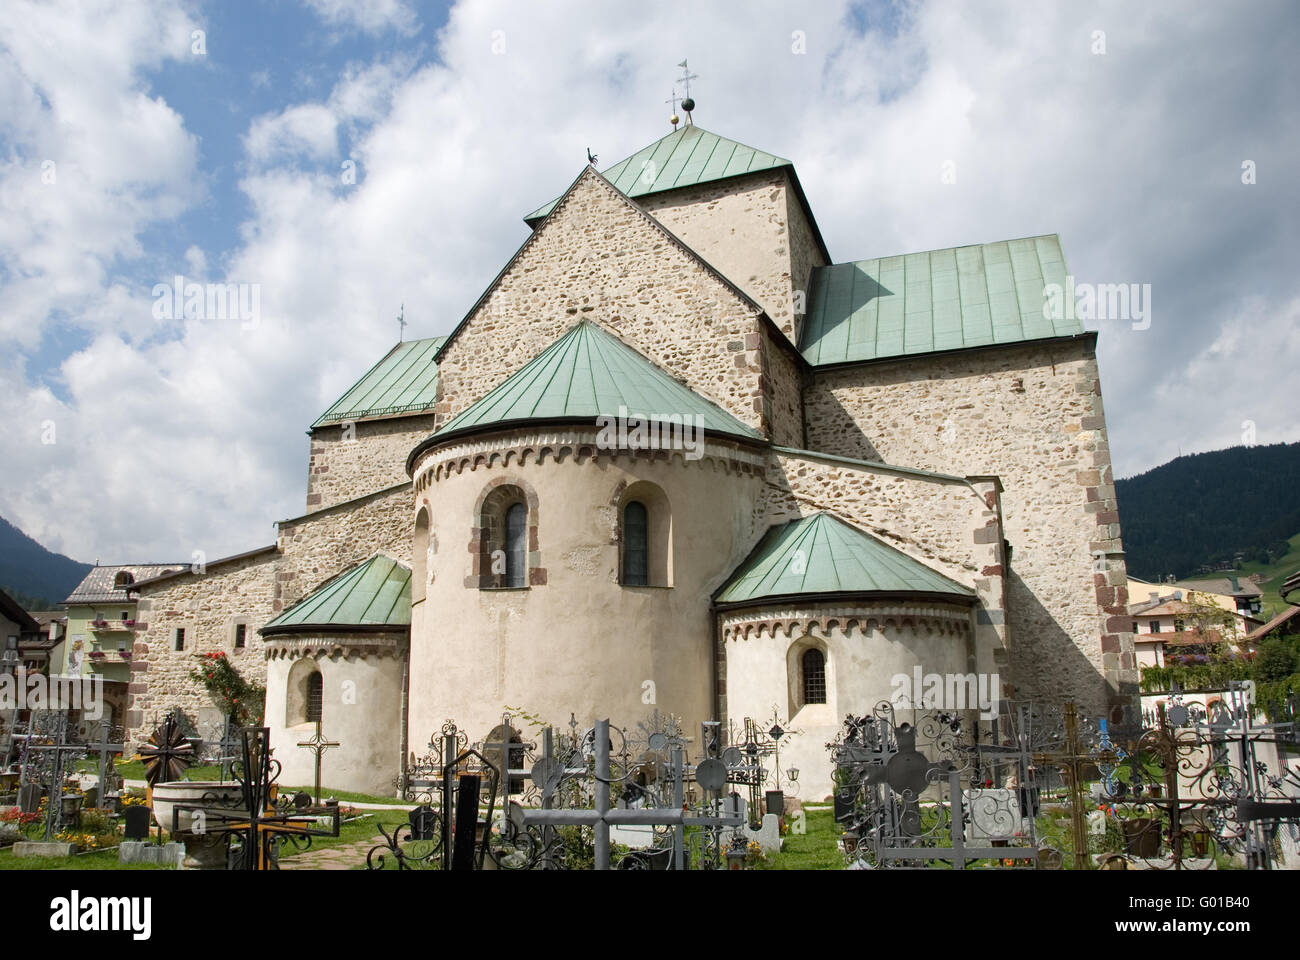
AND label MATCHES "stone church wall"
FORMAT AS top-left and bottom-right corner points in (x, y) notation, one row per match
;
(277, 482), (413, 610)
(126, 548), (278, 738)
(433, 170), (770, 439)
(638, 169), (825, 343)
(802, 335), (1134, 713)
(306, 414), (435, 511)
(763, 451), (1008, 681)
(125, 483), (414, 746)
(761, 327), (806, 449)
